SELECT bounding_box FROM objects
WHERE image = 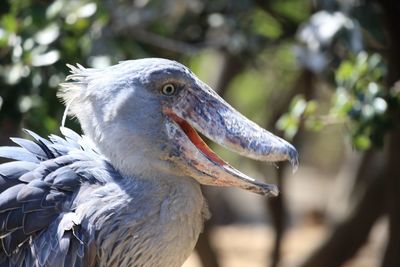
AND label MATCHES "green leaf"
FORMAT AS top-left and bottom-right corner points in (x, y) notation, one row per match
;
(252, 9), (282, 39)
(354, 134), (371, 150)
(304, 100), (318, 116)
(305, 118), (323, 131)
(276, 114), (300, 140)
(1, 14), (18, 33)
(336, 61), (354, 84)
(289, 95), (307, 118)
